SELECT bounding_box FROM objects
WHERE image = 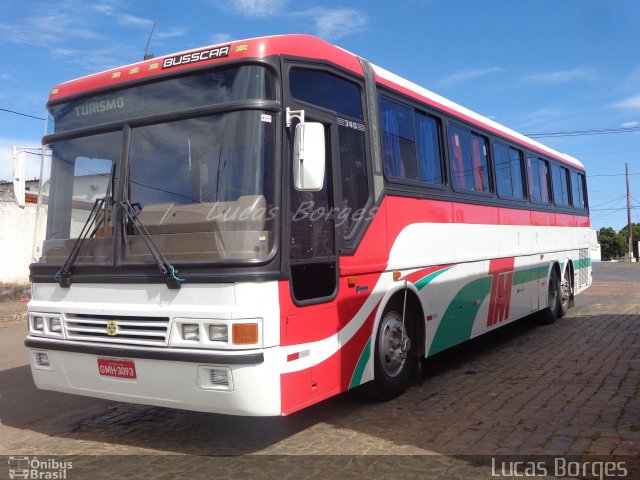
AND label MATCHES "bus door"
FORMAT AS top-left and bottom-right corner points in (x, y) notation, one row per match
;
(287, 107), (339, 305)
(280, 102), (342, 411)
(281, 63), (375, 411)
